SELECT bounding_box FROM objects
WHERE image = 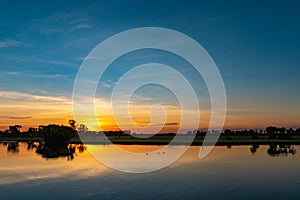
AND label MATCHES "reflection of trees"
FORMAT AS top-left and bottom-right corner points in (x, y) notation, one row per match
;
(267, 144), (297, 156)
(36, 143), (75, 160)
(250, 144), (259, 154)
(36, 143), (86, 160)
(38, 125), (76, 143)
(77, 144), (86, 153)
(7, 142), (19, 153)
(27, 141), (38, 150)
